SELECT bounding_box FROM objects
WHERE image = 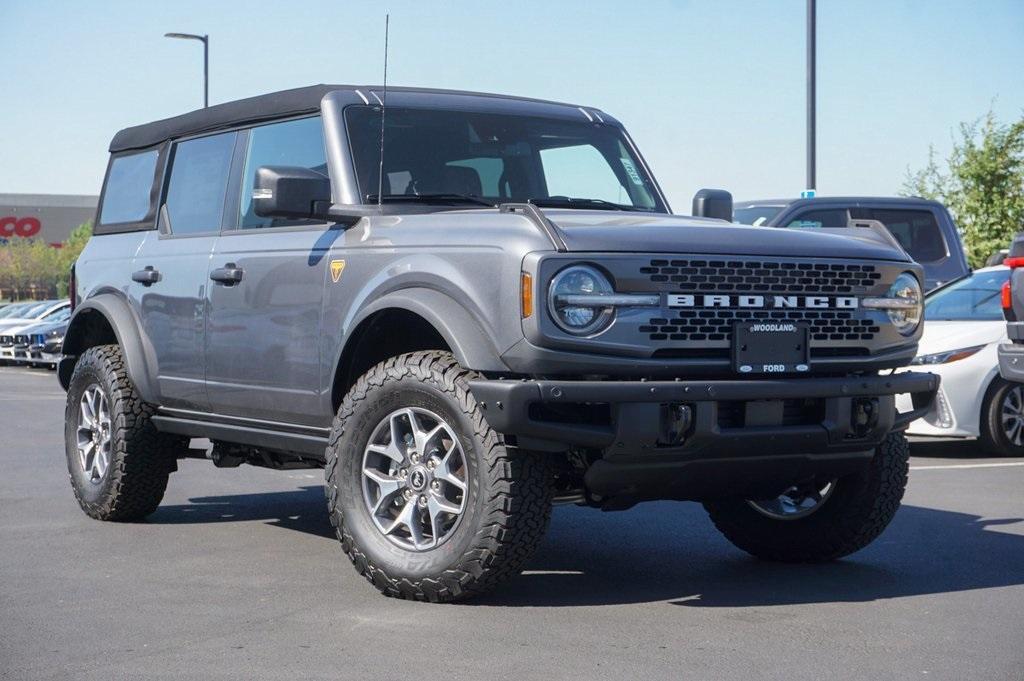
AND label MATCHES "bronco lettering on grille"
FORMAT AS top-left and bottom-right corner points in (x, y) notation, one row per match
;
(666, 294), (859, 309)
